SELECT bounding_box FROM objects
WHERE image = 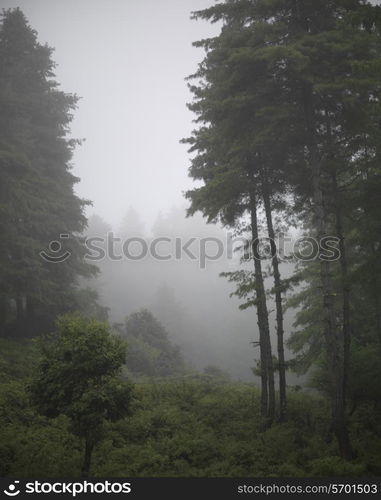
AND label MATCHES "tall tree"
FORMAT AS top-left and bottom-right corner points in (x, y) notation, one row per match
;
(186, 0), (381, 454)
(183, 0), (301, 426)
(0, 9), (96, 336)
(182, 36), (278, 425)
